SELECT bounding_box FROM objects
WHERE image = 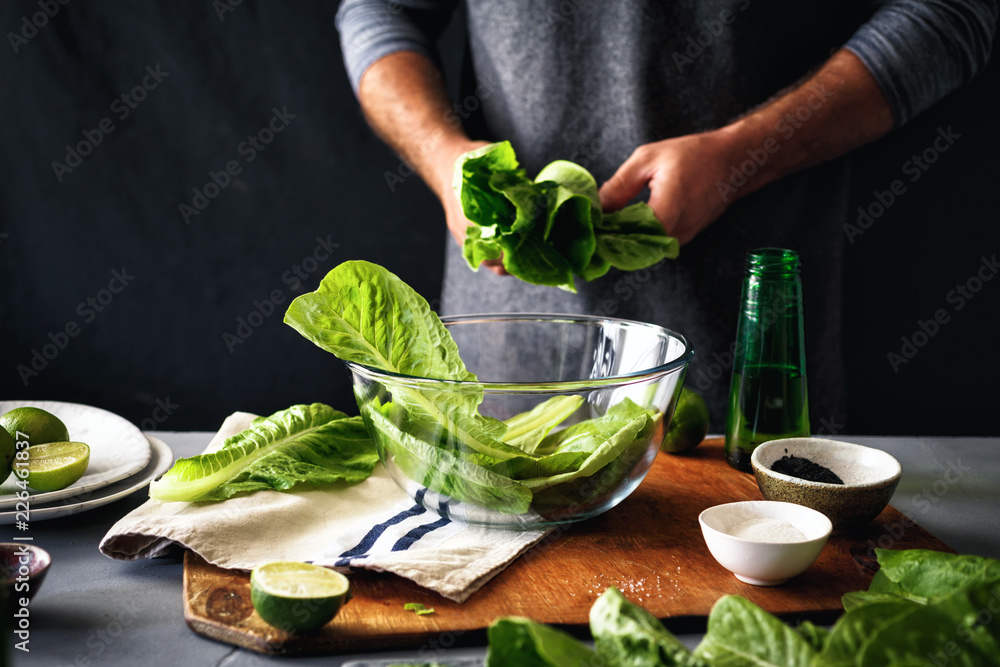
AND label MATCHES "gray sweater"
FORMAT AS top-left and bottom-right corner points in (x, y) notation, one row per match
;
(336, 0), (996, 429)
